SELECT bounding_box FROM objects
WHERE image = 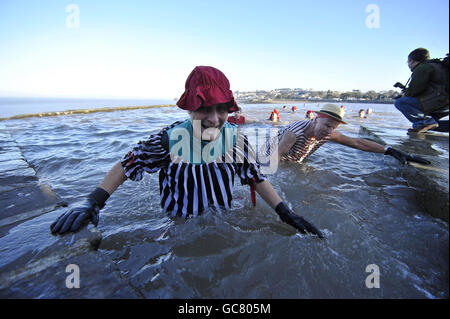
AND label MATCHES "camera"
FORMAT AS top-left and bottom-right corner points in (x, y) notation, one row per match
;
(393, 82), (406, 98)
(393, 82), (406, 90)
